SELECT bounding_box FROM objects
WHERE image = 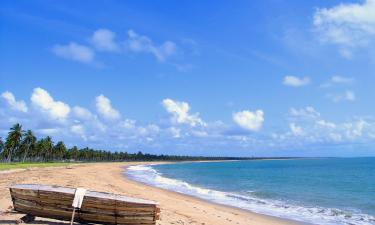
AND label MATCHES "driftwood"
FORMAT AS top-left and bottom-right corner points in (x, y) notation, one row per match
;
(10, 184), (160, 224)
